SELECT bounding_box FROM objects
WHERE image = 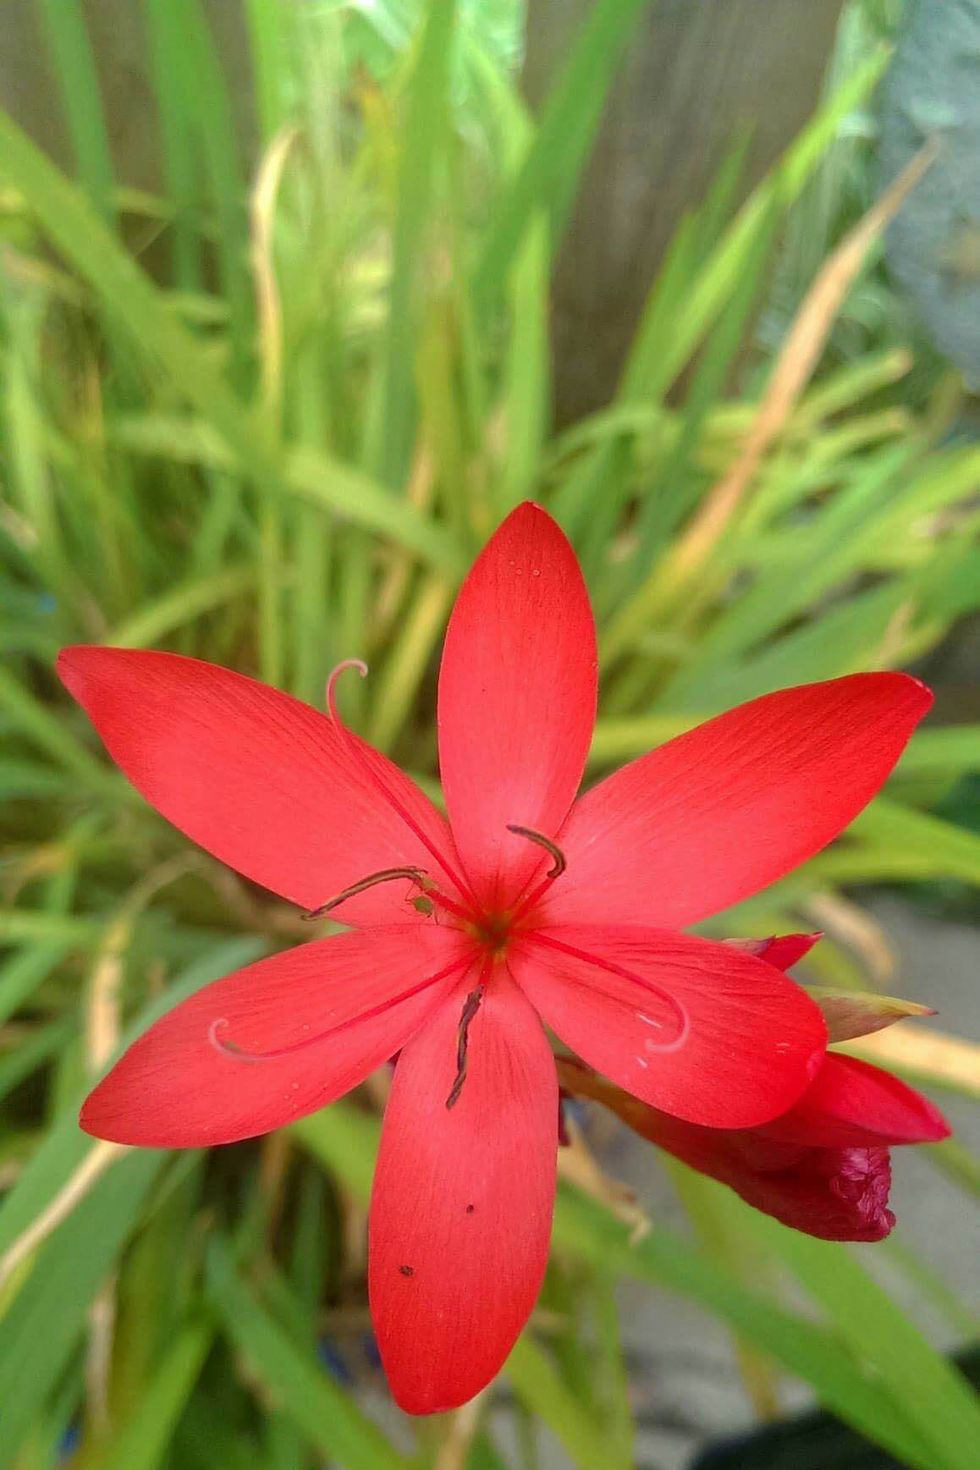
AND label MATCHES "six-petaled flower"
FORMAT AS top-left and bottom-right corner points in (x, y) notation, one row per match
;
(59, 502), (935, 1413)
